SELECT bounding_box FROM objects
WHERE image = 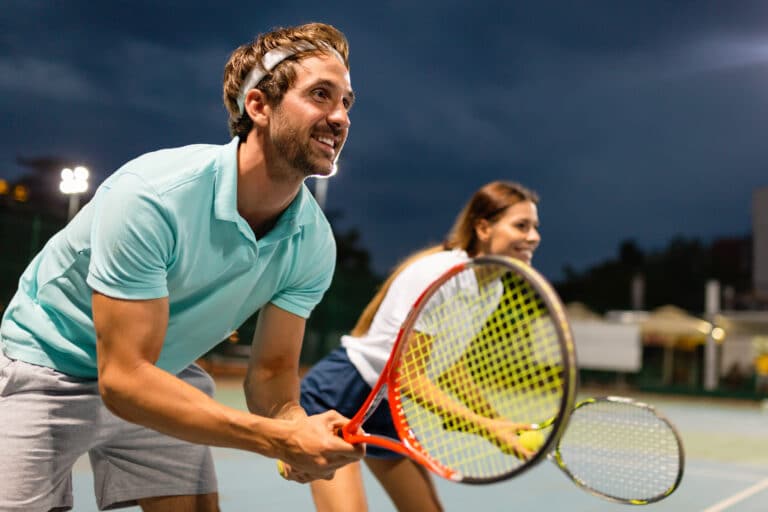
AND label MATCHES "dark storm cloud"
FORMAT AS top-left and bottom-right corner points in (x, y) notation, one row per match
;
(2, 1), (768, 279)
